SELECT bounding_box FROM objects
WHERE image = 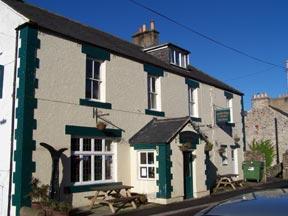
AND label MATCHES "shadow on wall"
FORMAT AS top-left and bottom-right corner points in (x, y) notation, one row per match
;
(205, 151), (218, 192)
(60, 154), (72, 204)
